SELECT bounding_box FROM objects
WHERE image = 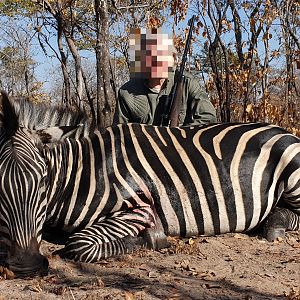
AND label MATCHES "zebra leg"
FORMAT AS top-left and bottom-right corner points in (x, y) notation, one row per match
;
(60, 207), (160, 262)
(262, 207), (300, 241)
